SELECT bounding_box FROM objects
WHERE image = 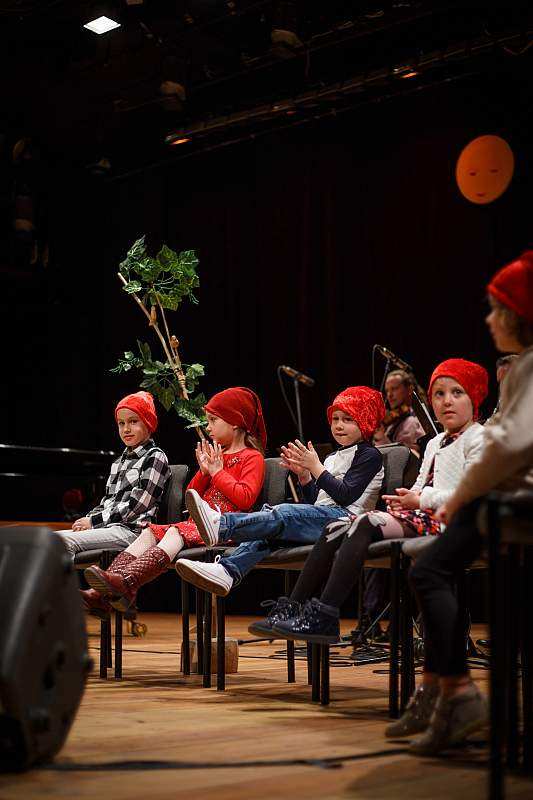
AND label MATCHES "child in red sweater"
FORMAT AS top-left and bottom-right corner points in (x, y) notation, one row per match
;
(83, 387), (266, 616)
